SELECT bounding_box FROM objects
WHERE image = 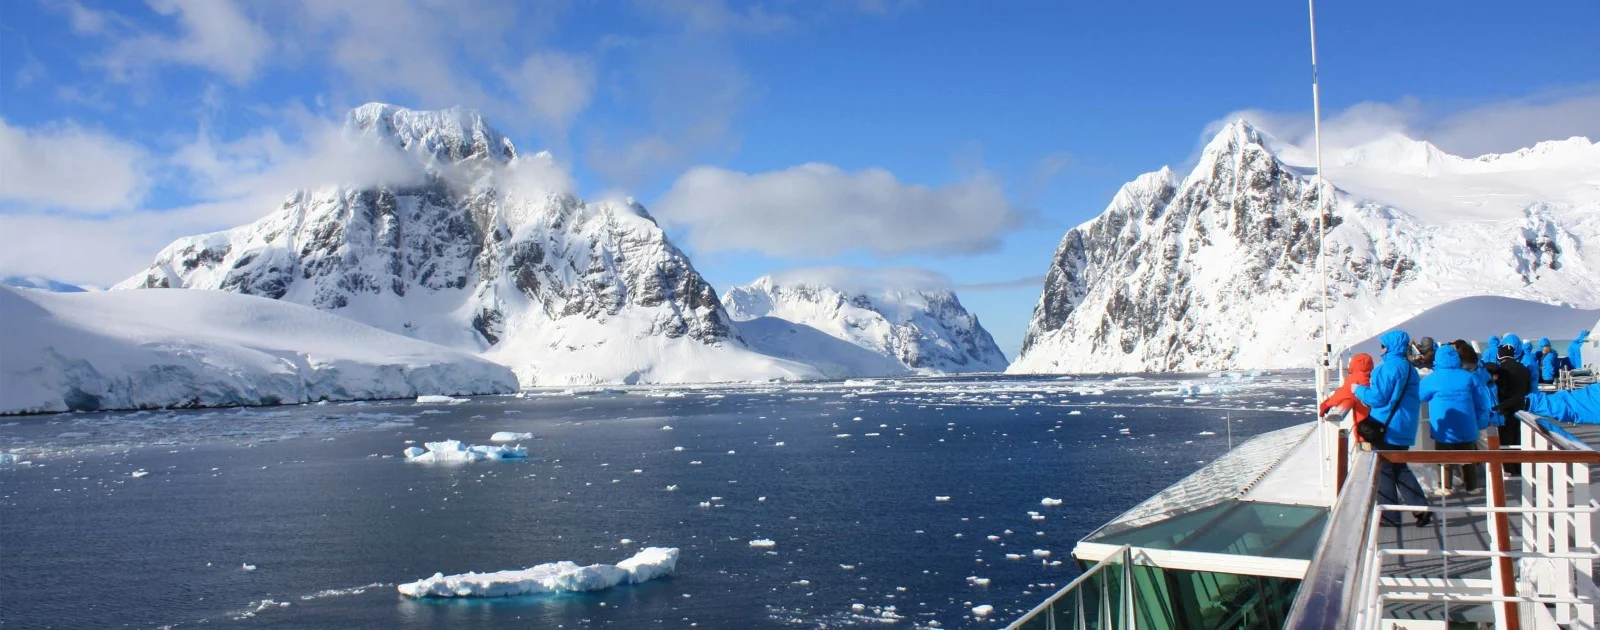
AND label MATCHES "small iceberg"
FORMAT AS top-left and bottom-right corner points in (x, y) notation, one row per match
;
(749, 539), (776, 549)
(489, 432), (533, 443)
(416, 395), (468, 405)
(1040, 497), (1063, 507)
(403, 440), (527, 463)
(397, 547), (679, 598)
